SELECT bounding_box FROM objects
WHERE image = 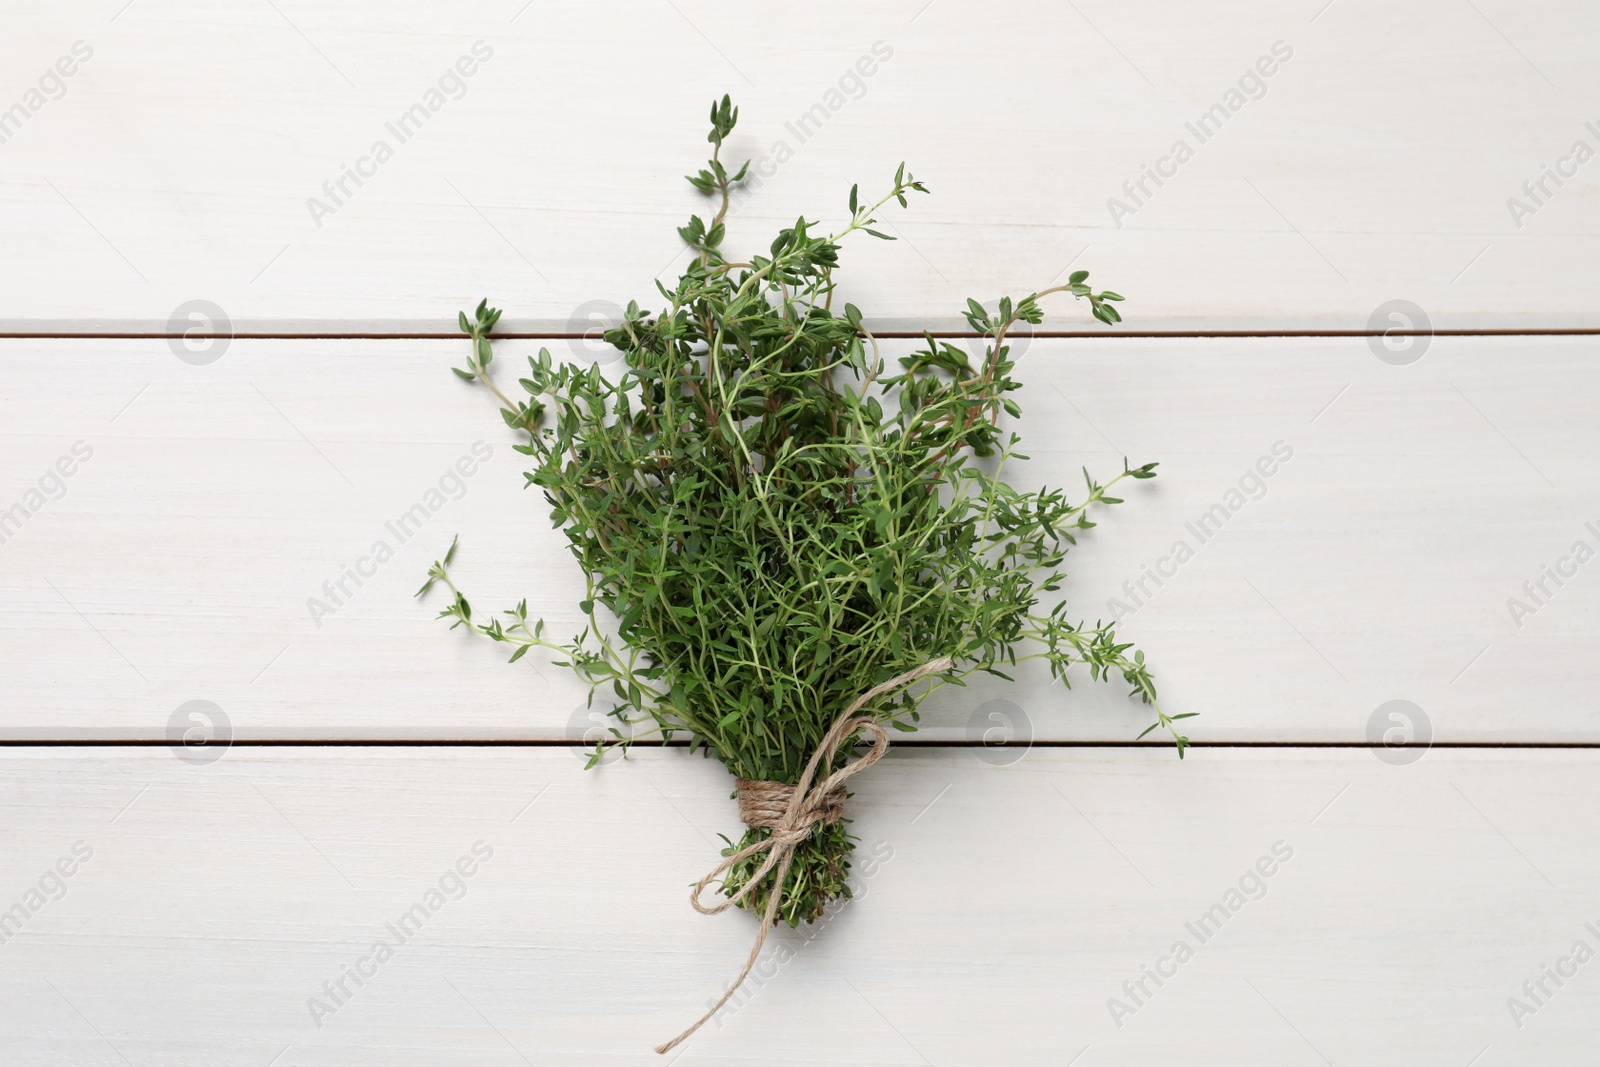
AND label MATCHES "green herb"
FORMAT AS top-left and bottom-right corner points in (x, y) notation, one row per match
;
(424, 95), (1187, 927)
